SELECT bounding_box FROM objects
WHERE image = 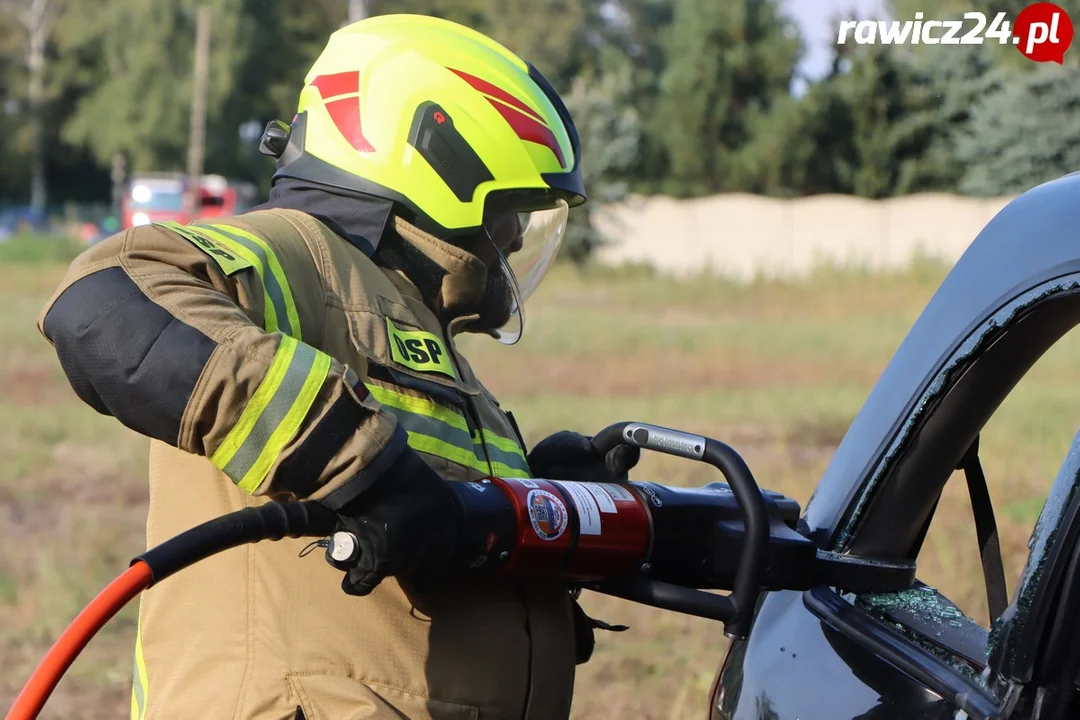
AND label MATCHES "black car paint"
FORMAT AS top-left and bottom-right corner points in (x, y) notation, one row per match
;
(714, 591), (960, 720)
(711, 172), (1080, 719)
